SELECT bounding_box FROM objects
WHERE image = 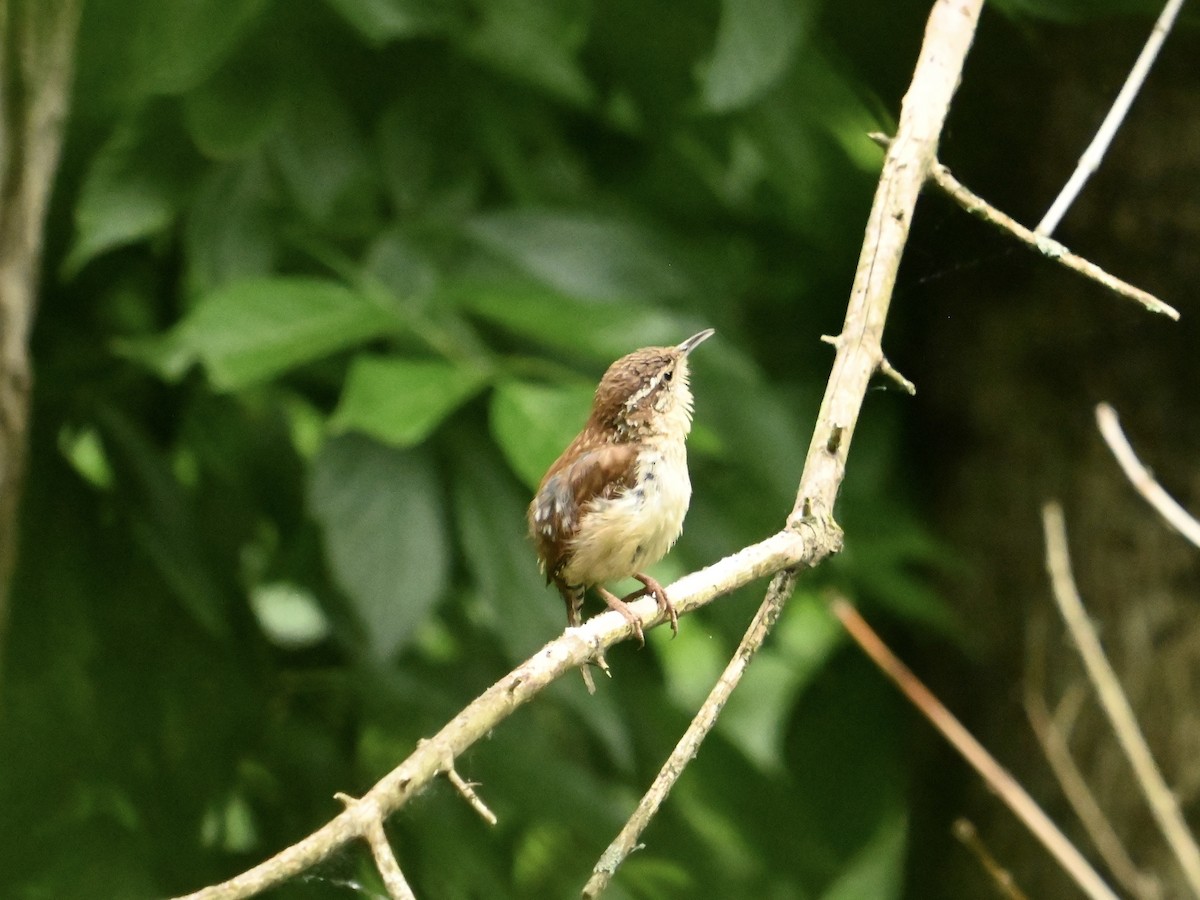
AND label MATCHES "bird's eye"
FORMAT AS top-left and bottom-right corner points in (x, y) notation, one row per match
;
(663, 370), (673, 382)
